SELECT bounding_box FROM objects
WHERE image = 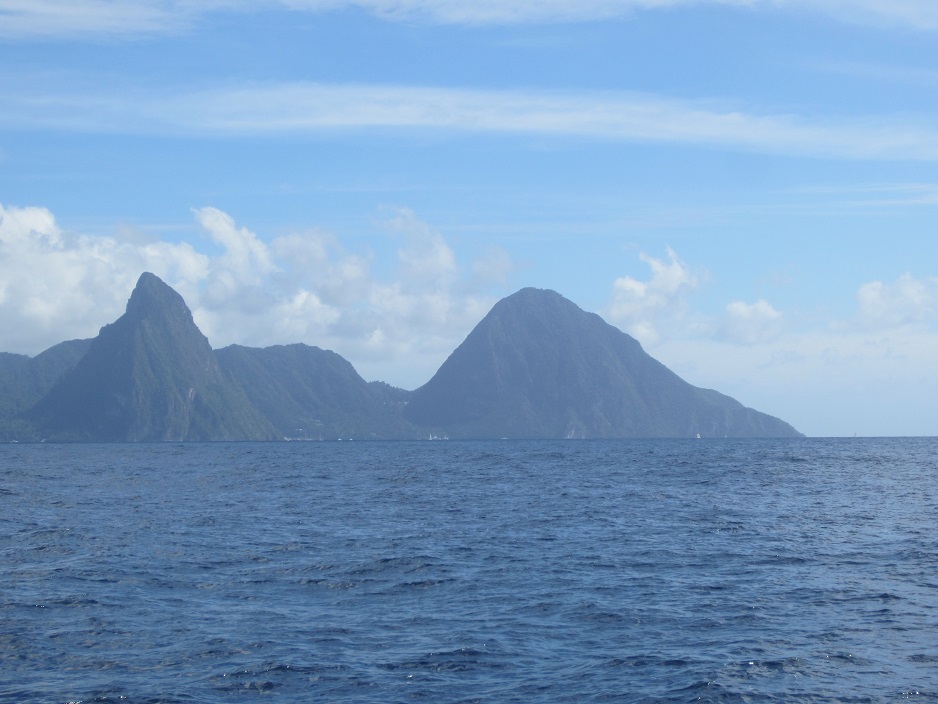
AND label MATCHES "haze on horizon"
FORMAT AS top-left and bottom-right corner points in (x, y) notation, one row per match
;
(2, 0), (938, 438)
